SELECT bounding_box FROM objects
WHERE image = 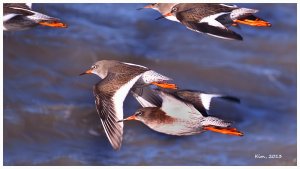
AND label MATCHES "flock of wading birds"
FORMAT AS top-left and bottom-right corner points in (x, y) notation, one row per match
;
(4, 3), (272, 150)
